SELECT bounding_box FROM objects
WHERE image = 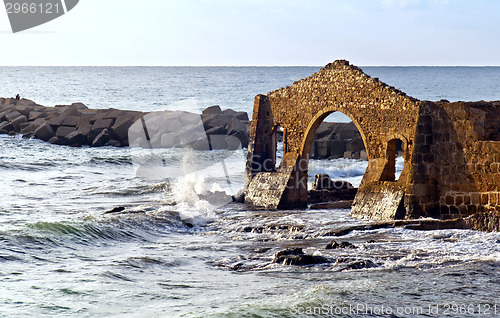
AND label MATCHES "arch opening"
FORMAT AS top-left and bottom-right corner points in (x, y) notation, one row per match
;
(380, 138), (405, 182)
(302, 111), (369, 207)
(273, 125), (284, 170)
